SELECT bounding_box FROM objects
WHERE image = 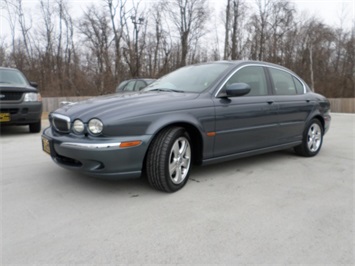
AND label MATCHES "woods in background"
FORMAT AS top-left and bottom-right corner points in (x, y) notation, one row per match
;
(1, 0), (354, 98)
